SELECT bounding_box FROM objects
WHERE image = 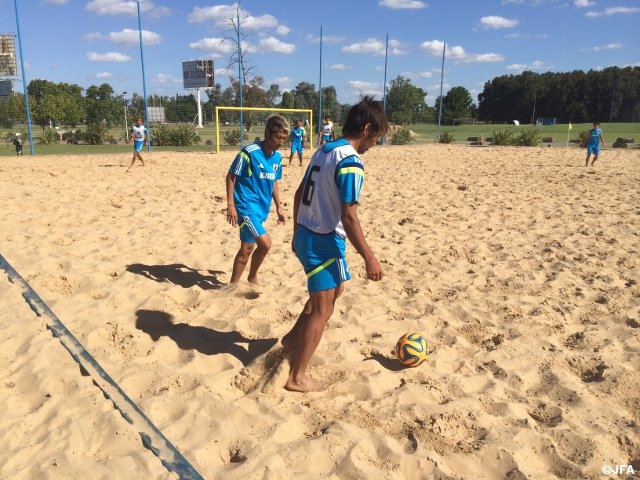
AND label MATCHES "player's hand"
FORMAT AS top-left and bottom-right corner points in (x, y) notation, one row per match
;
(277, 208), (286, 225)
(365, 256), (383, 281)
(226, 206), (238, 226)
